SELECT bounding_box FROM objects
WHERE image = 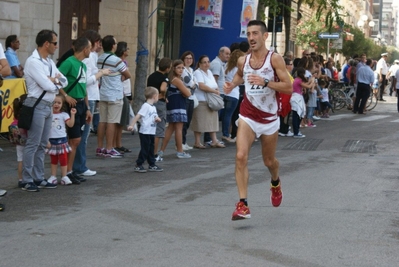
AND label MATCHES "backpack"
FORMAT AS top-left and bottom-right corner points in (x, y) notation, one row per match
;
(8, 124), (26, 146)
